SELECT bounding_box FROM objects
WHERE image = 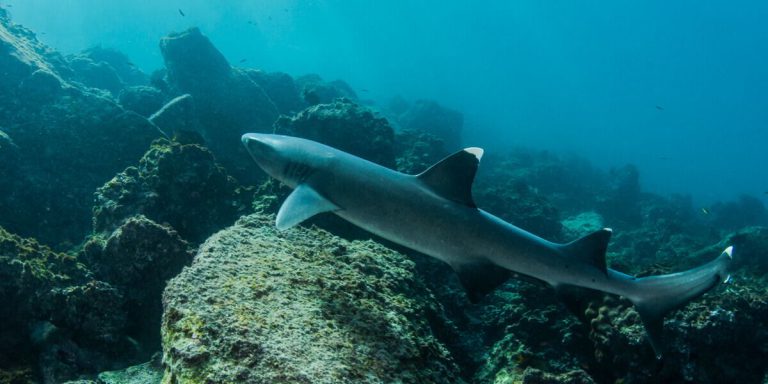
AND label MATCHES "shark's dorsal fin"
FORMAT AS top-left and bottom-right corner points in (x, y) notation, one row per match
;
(276, 184), (340, 230)
(561, 228), (612, 273)
(417, 147), (484, 207)
(451, 260), (511, 303)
